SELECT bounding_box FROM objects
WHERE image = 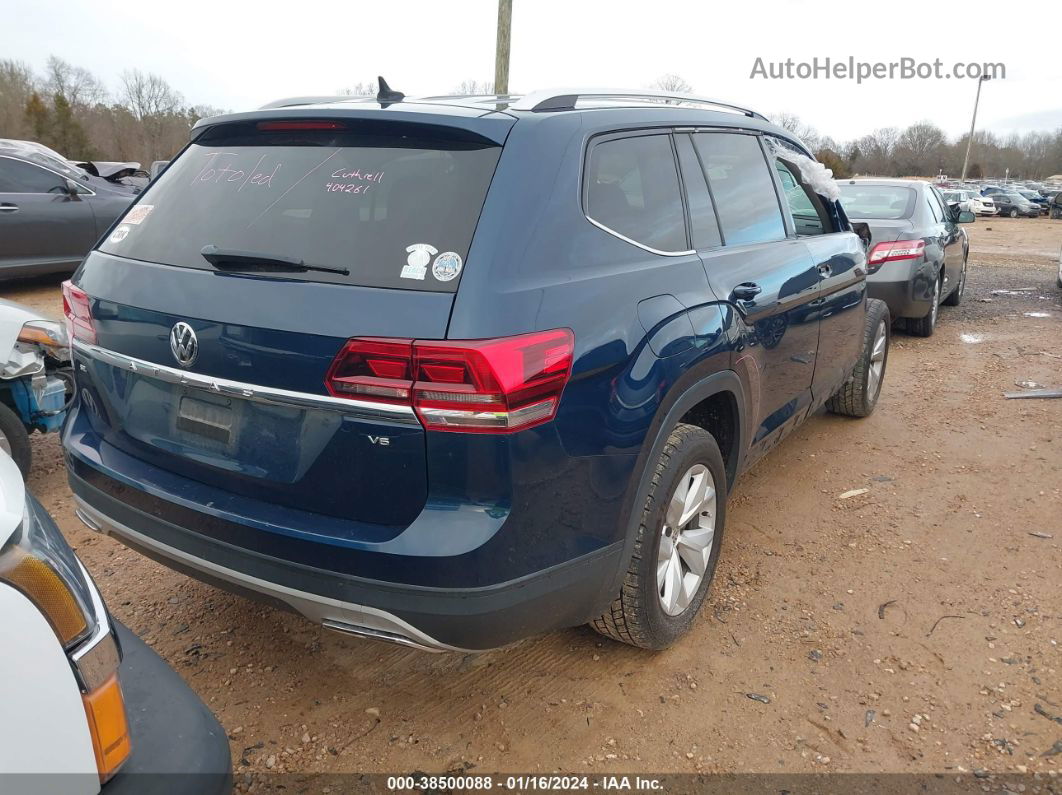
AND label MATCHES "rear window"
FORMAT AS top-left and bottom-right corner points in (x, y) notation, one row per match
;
(837, 184), (916, 220)
(98, 121), (502, 291)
